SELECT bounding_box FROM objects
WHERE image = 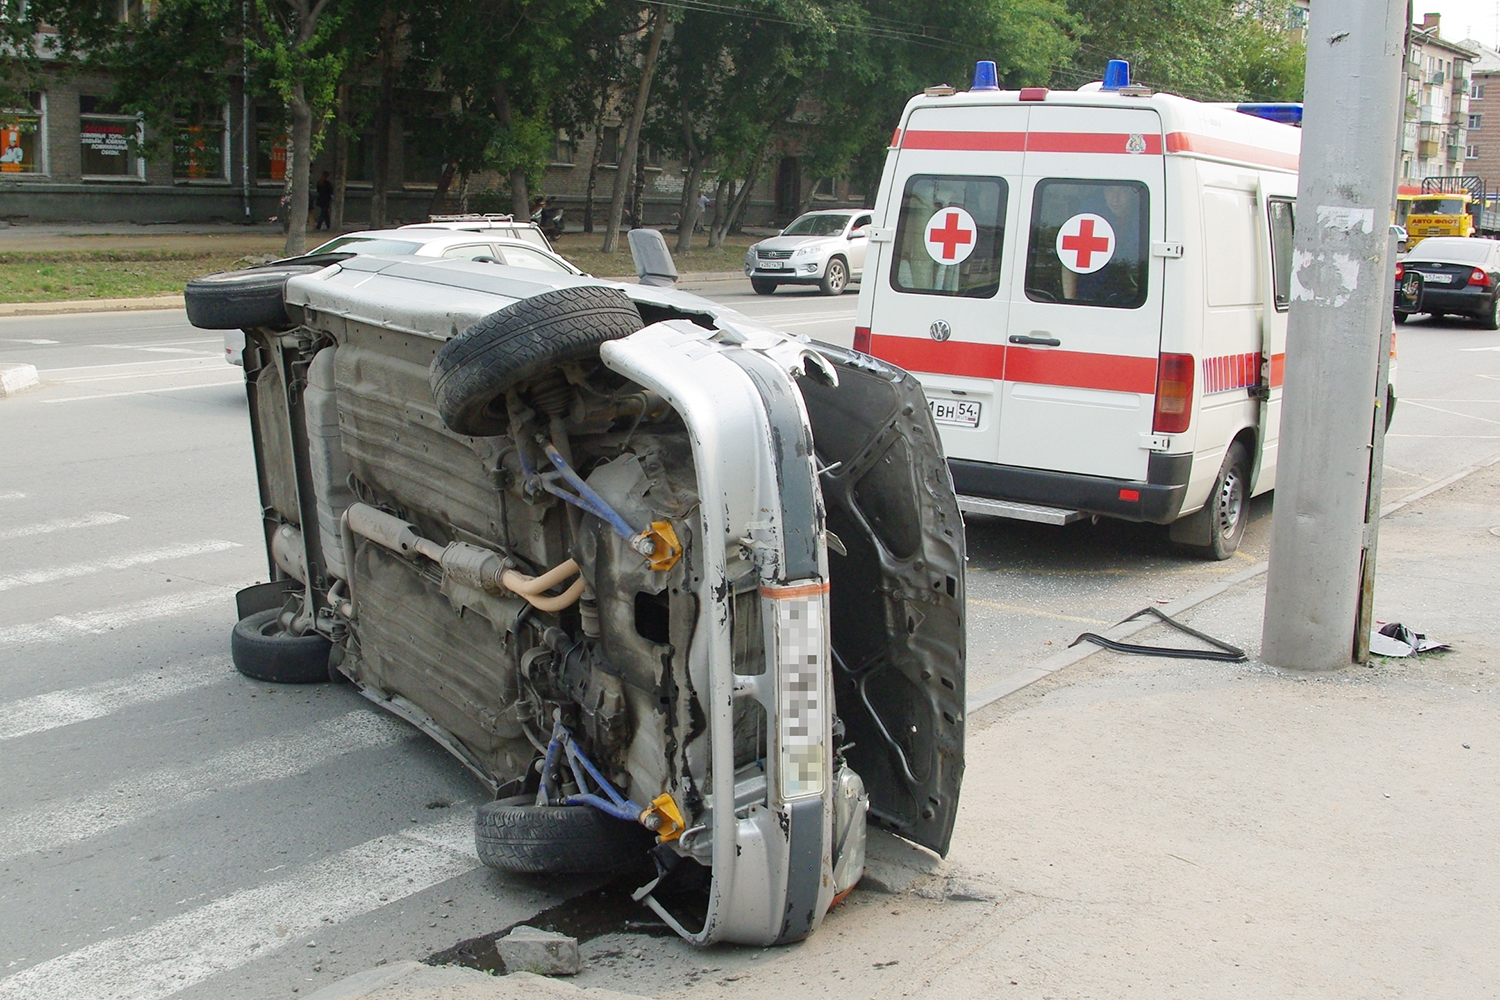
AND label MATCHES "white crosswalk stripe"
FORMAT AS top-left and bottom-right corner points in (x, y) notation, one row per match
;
(0, 512), (129, 541)
(0, 710), (414, 862)
(0, 813), (478, 1000)
(0, 539), (241, 593)
(0, 587), (235, 646)
(0, 655), (235, 741)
